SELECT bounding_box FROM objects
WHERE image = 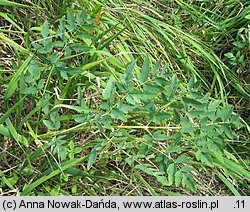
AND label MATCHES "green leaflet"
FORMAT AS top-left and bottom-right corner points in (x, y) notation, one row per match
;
(102, 76), (115, 101)
(41, 20), (49, 38)
(138, 58), (150, 82)
(87, 149), (97, 170)
(125, 60), (137, 83)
